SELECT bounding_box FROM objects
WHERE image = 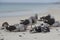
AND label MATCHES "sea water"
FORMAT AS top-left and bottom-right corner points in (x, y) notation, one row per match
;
(0, 3), (60, 17)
